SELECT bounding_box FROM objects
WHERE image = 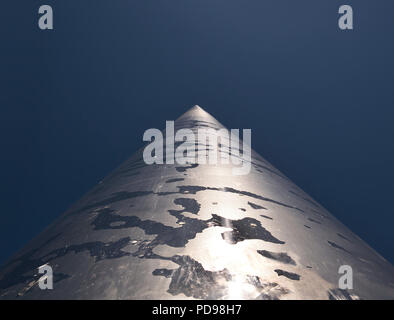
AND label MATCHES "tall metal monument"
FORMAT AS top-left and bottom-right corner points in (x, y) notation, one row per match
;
(0, 106), (393, 299)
